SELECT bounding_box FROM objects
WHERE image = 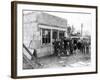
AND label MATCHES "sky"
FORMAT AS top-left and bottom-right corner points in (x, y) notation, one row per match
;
(23, 10), (92, 36)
